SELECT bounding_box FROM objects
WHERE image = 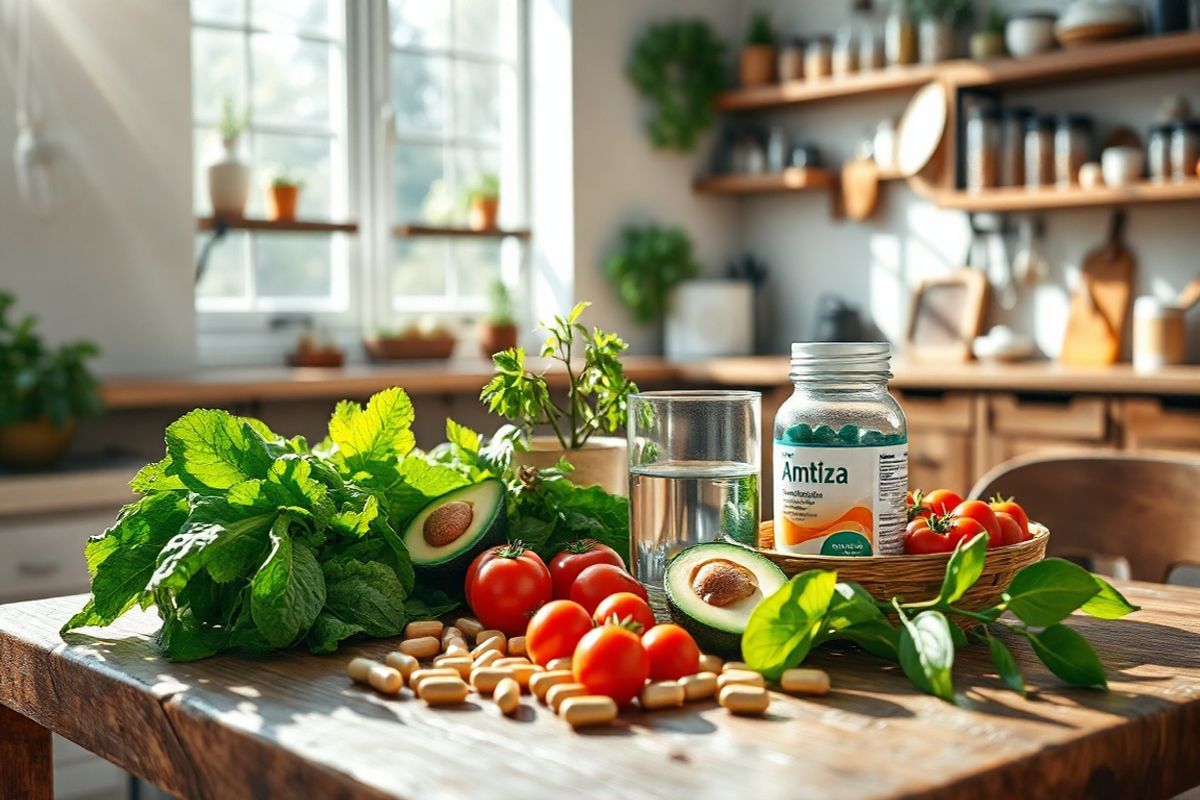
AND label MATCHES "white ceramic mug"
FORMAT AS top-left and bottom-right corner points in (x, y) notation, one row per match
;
(1101, 146), (1145, 188)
